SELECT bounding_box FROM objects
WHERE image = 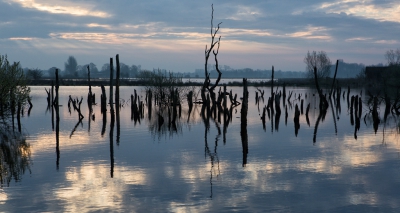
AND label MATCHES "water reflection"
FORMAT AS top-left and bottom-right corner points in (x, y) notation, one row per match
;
(56, 163), (148, 212)
(0, 128), (31, 187)
(205, 122), (221, 198)
(6, 86), (400, 212)
(109, 110), (115, 178)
